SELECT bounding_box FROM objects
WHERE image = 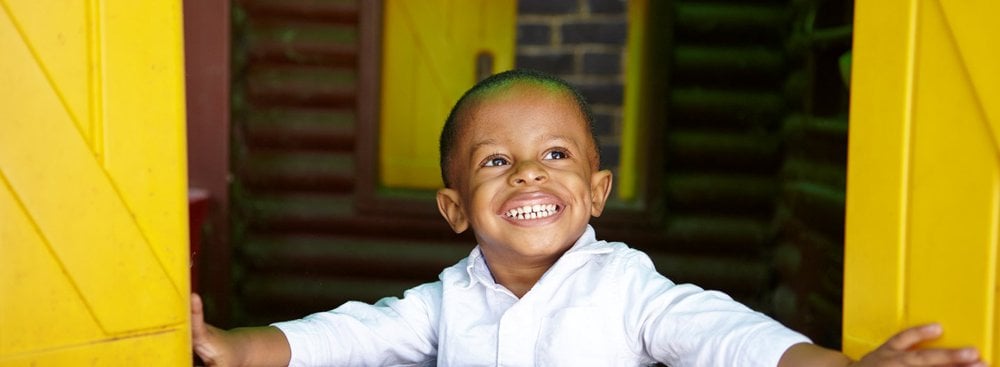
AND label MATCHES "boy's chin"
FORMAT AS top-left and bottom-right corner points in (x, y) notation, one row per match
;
(506, 234), (576, 253)
(474, 219), (587, 248)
